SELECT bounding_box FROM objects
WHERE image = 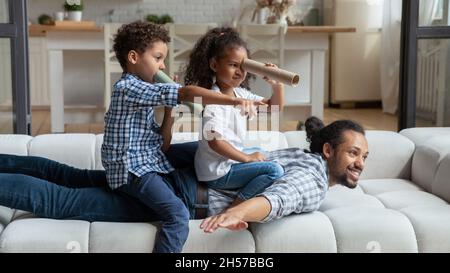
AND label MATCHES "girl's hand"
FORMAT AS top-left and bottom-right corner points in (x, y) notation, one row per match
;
(245, 152), (266, 162)
(262, 63), (284, 87)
